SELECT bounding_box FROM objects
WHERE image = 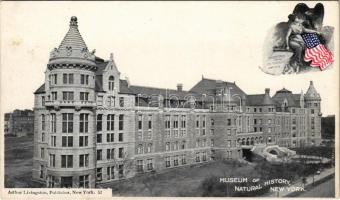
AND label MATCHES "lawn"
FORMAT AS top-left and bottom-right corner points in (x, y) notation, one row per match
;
(100, 160), (258, 196)
(4, 135), (43, 188)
